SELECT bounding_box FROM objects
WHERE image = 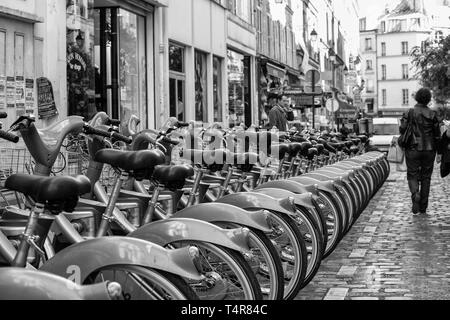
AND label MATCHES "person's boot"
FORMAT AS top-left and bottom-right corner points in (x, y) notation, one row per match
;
(412, 193), (421, 215)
